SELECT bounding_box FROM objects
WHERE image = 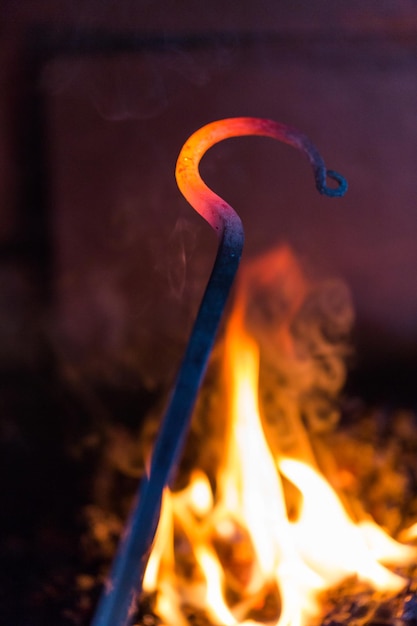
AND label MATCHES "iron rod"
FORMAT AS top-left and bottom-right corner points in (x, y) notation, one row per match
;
(91, 117), (347, 626)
